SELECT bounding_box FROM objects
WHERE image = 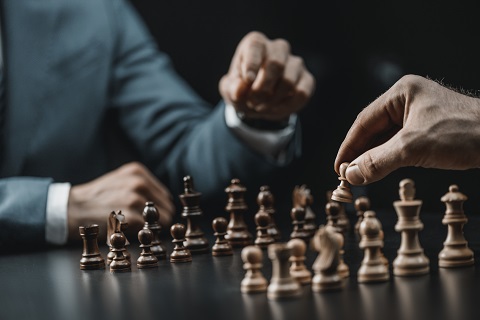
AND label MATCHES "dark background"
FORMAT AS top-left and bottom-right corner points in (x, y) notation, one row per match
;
(128, 0), (480, 216)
